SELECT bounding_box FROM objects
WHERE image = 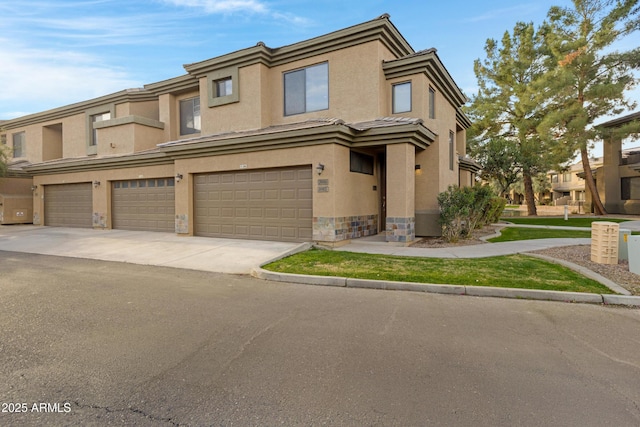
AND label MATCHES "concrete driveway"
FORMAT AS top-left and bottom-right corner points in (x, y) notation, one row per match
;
(0, 225), (306, 274)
